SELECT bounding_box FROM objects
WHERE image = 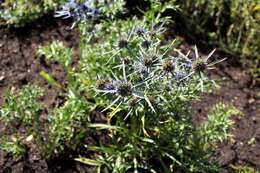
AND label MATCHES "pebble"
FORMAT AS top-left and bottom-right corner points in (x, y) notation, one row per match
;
(0, 75), (5, 81)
